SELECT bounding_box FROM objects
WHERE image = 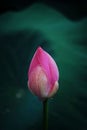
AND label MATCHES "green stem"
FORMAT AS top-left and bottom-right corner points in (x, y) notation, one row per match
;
(43, 99), (48, 130)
